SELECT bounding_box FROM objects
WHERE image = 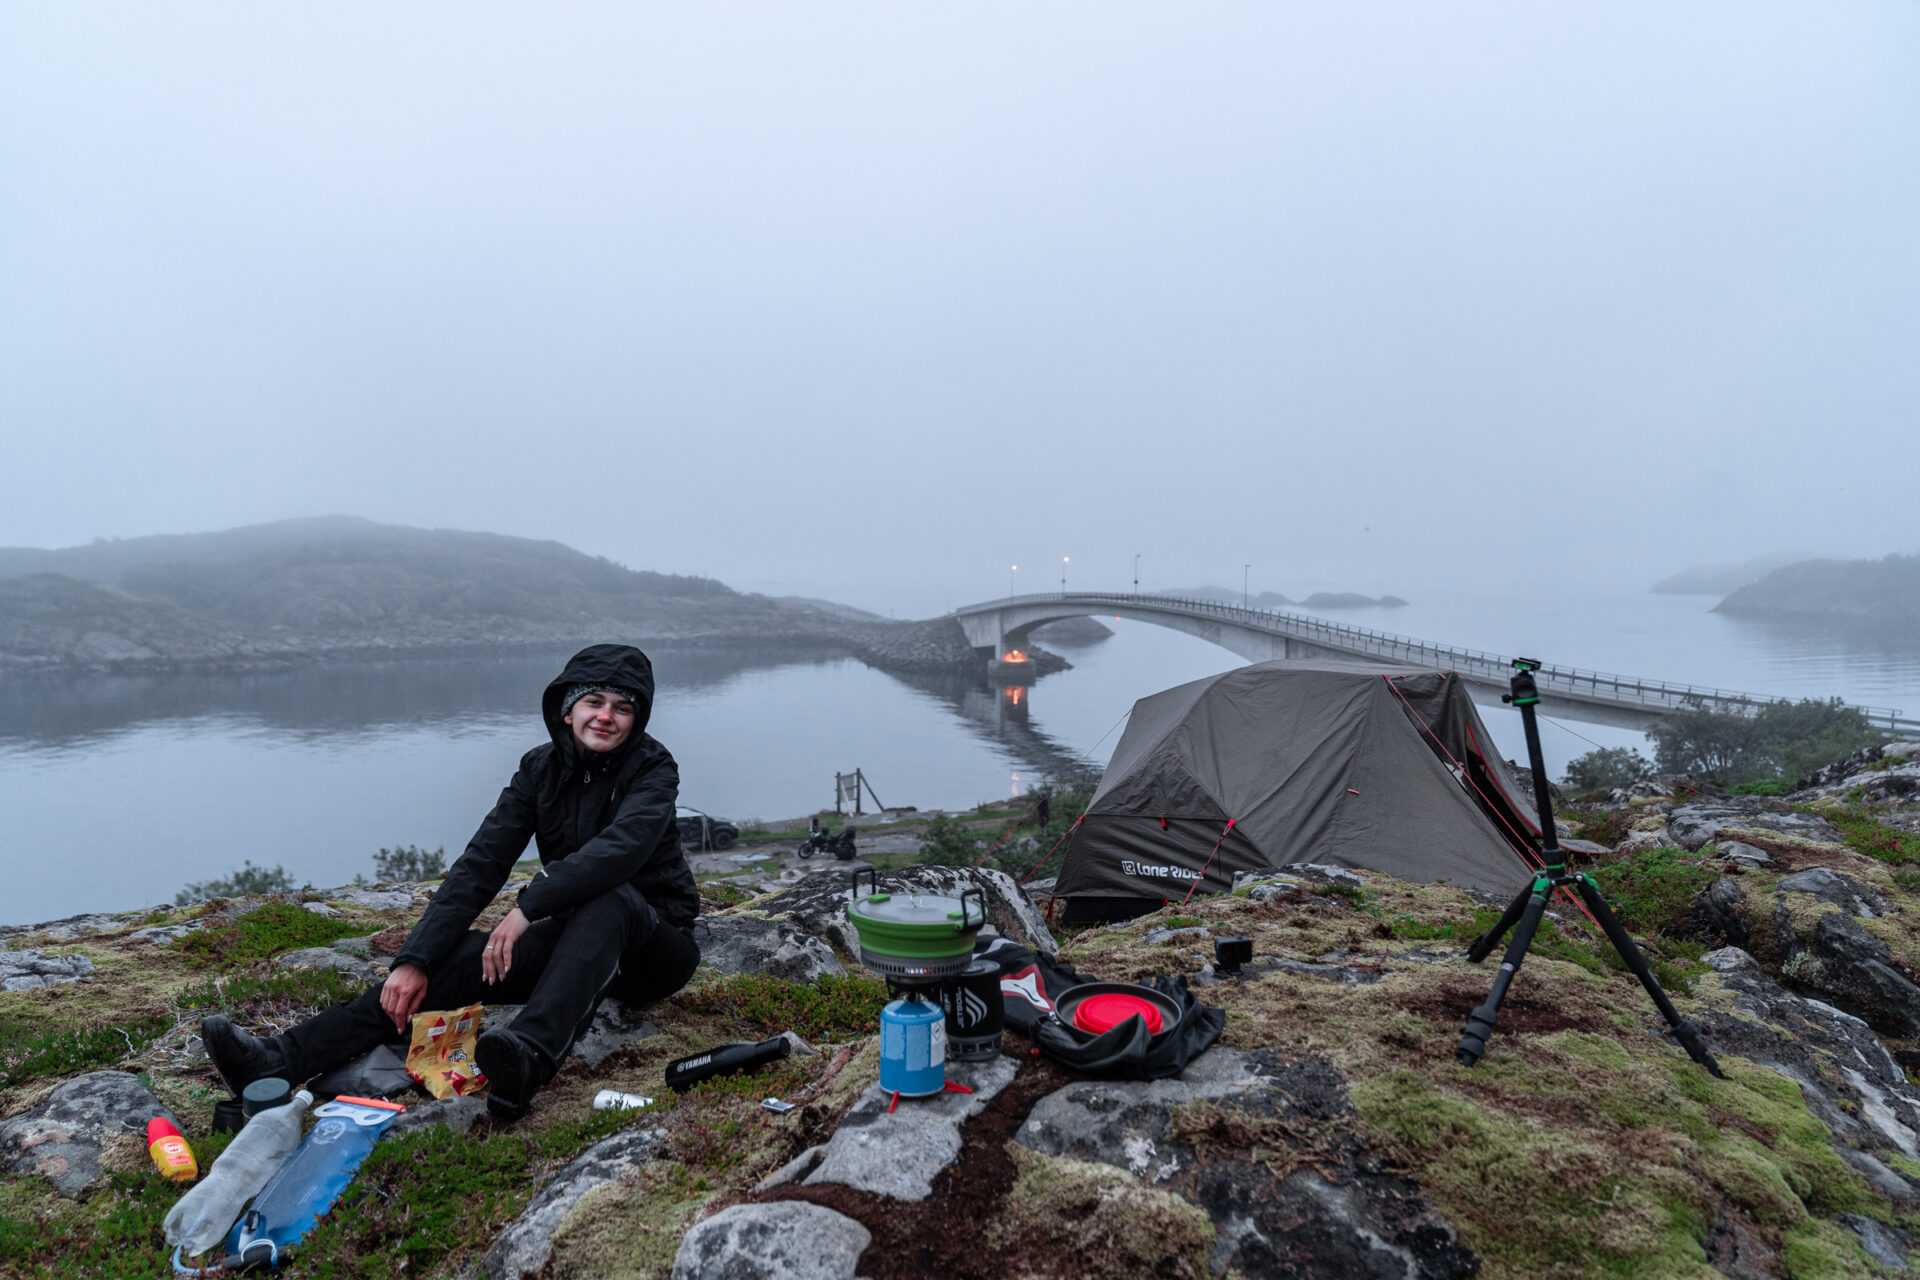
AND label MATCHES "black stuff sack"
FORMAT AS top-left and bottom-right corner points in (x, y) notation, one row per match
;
(976, 936), (1223, 1080)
